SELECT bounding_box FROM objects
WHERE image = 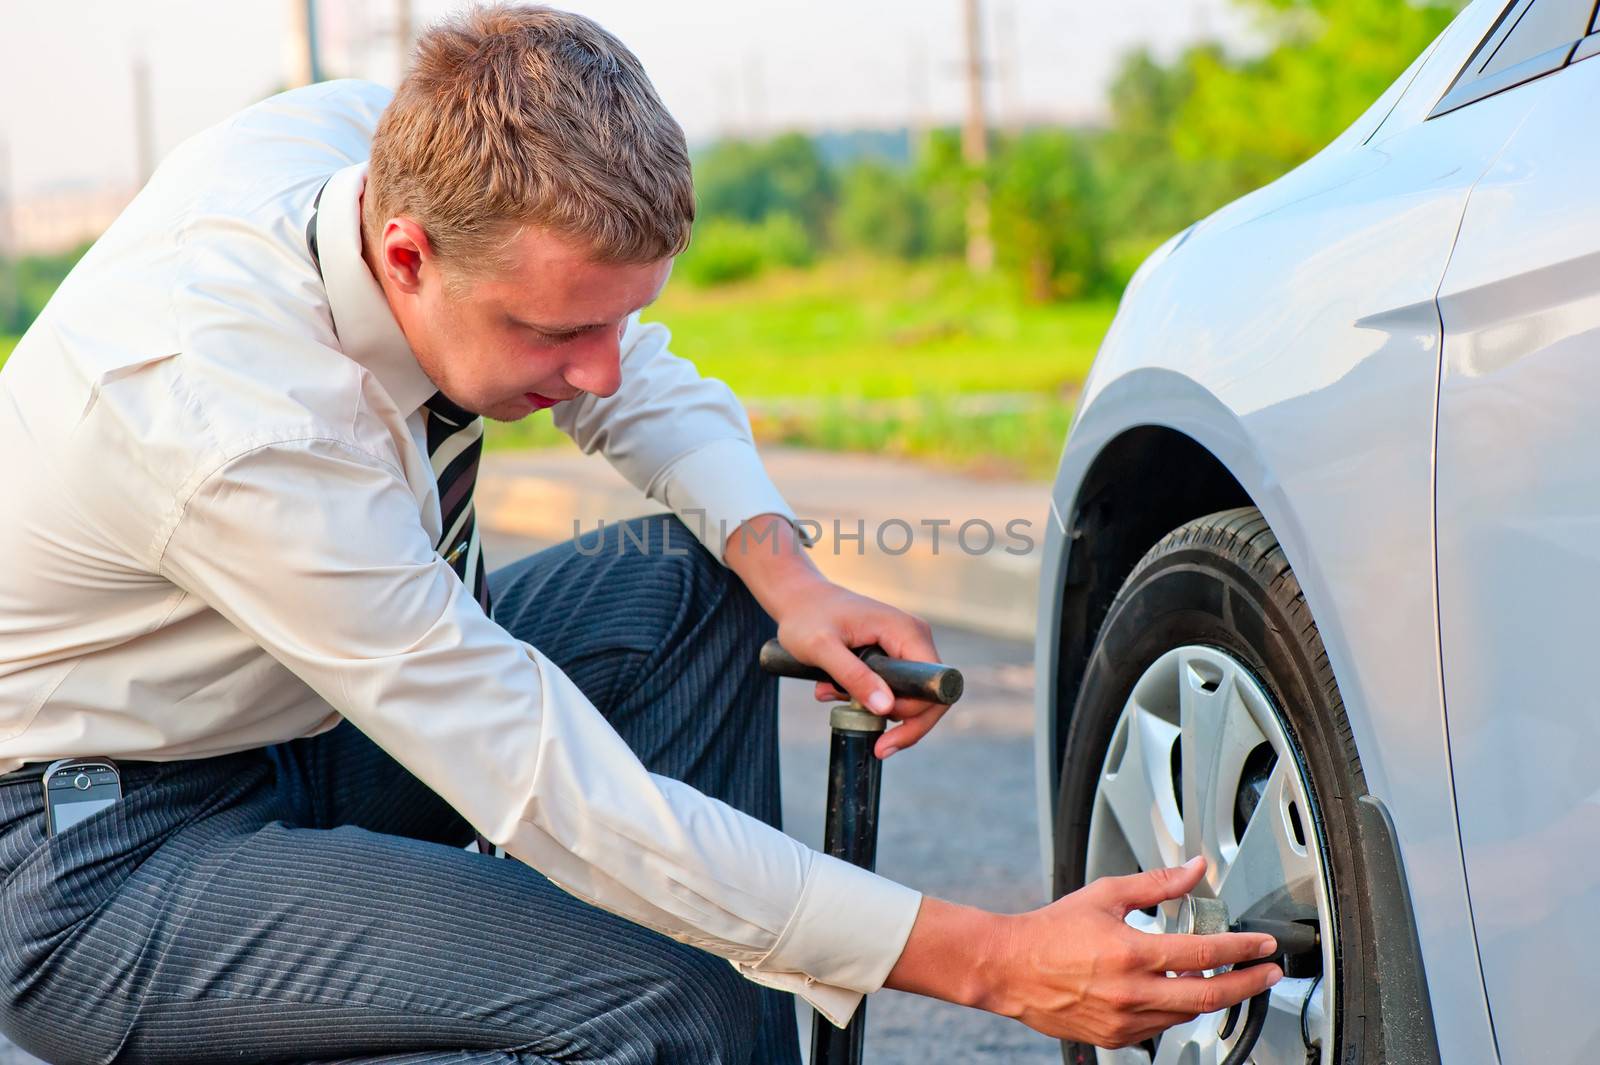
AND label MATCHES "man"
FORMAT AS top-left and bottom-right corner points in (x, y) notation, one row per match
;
(0, 7), (1280, 1062)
